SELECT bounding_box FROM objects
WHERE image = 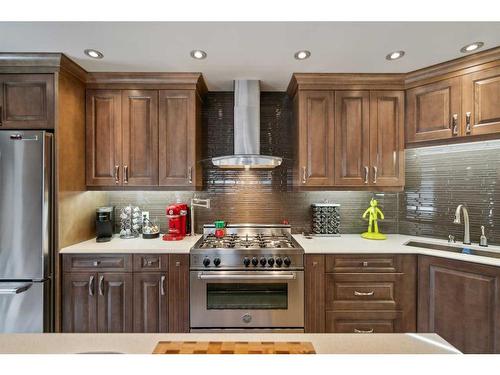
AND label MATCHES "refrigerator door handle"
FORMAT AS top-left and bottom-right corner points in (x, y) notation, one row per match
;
(0, 282), (32, 295)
